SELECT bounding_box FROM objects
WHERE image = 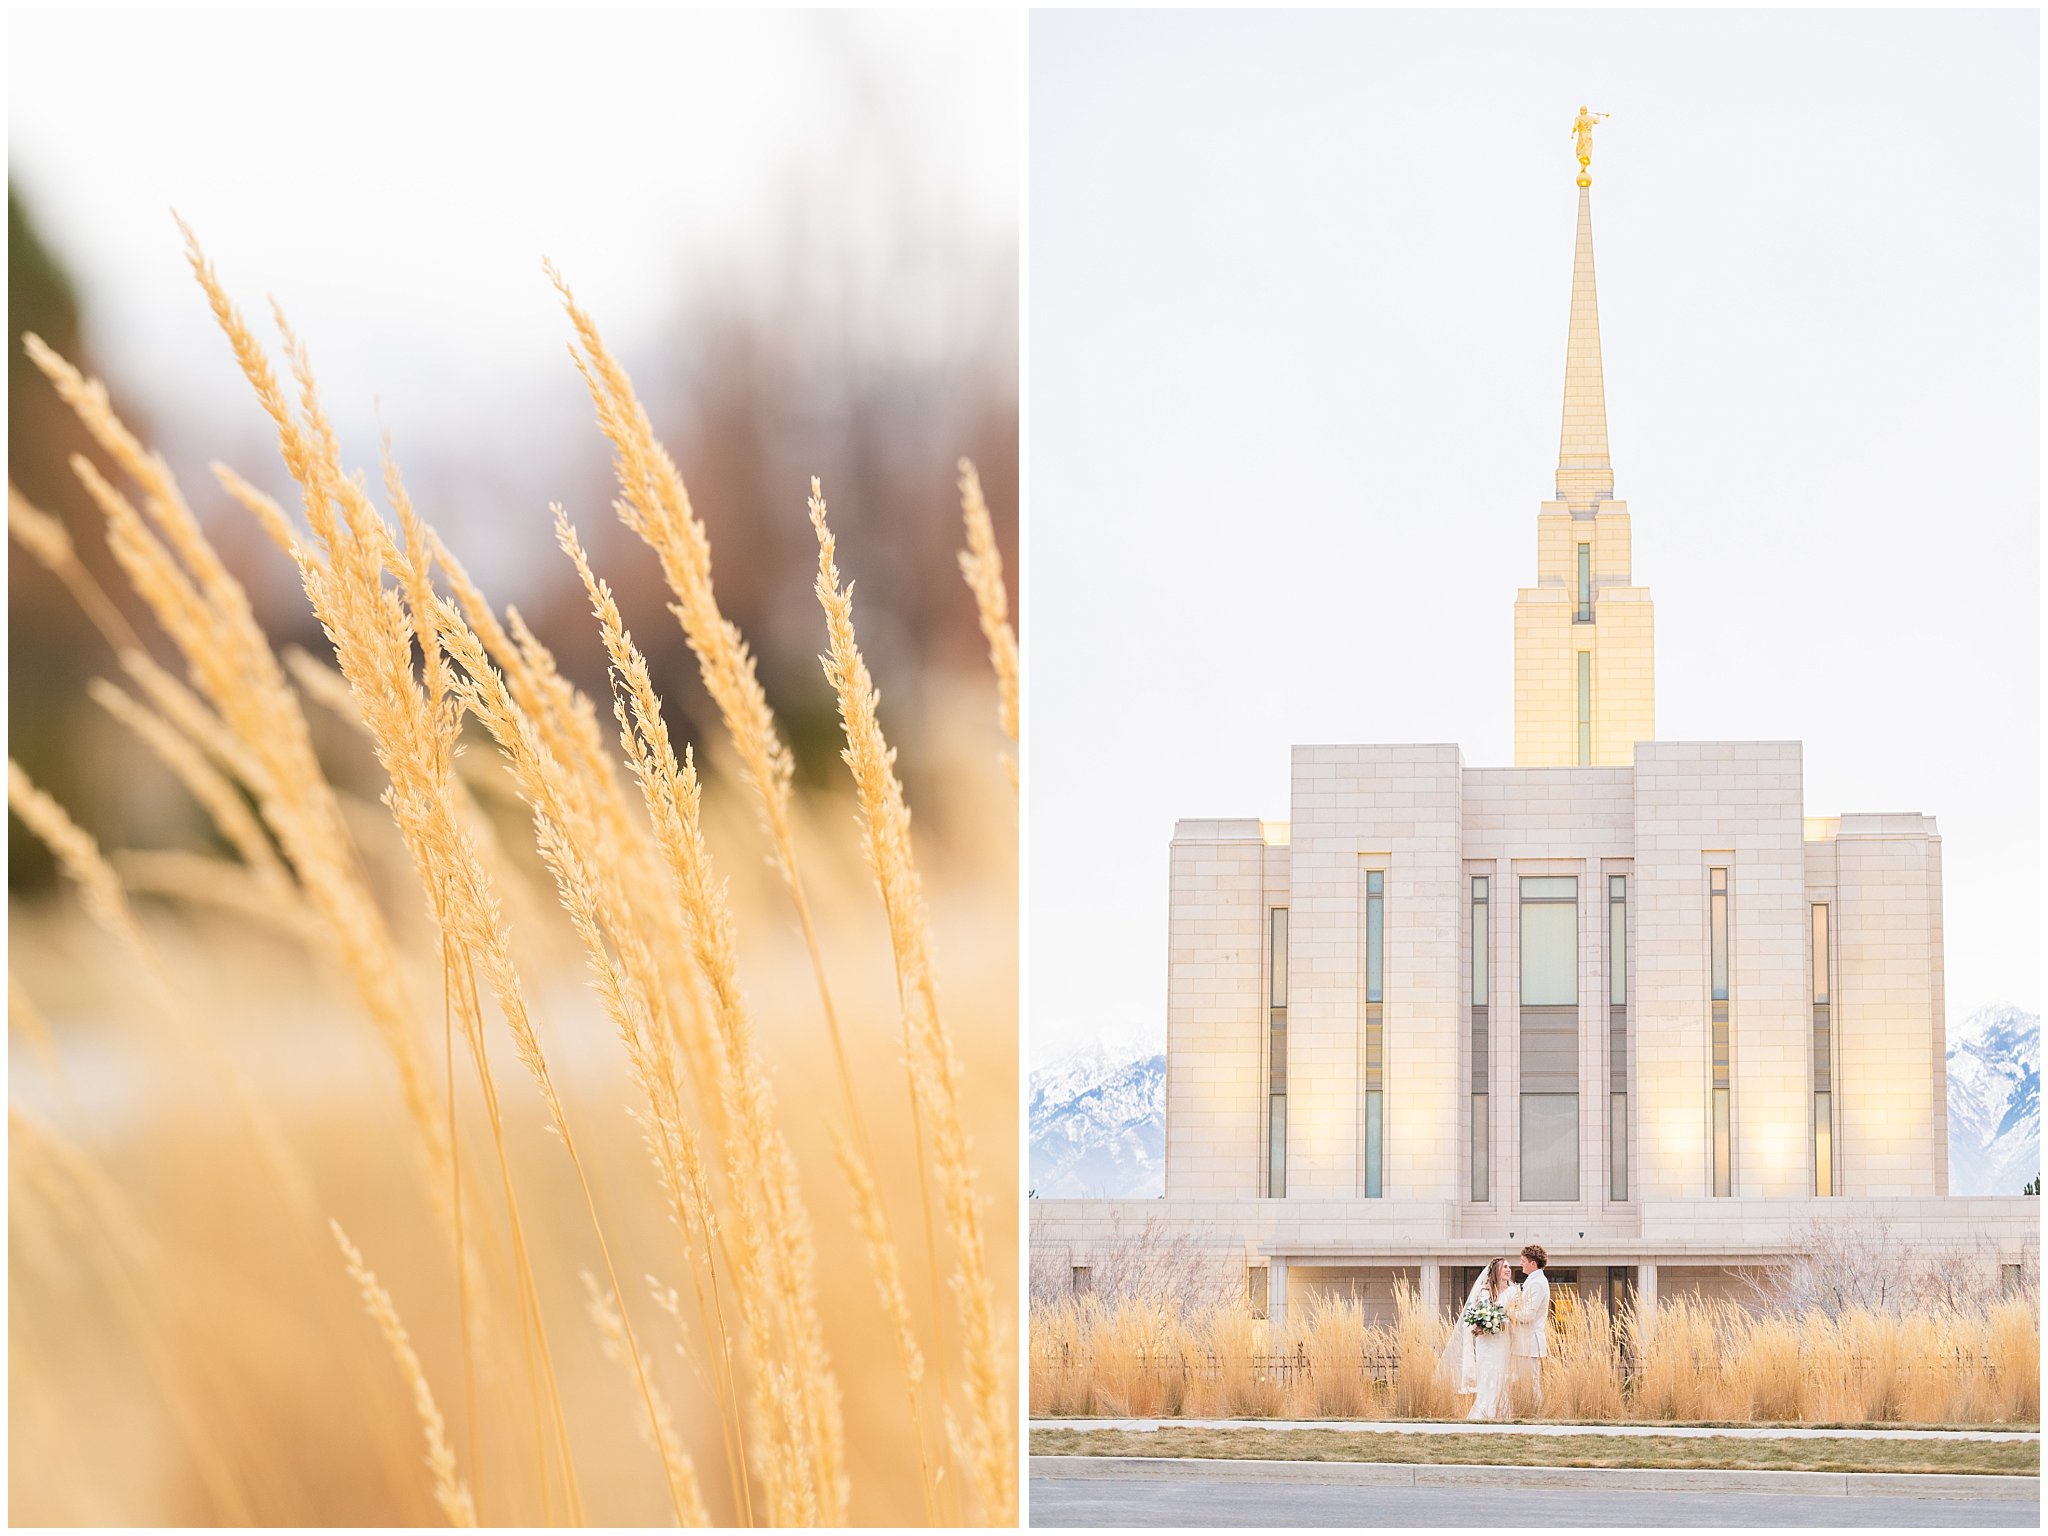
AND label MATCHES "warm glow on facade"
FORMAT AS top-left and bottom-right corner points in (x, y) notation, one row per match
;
(1033, 131), (2037, 1325)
